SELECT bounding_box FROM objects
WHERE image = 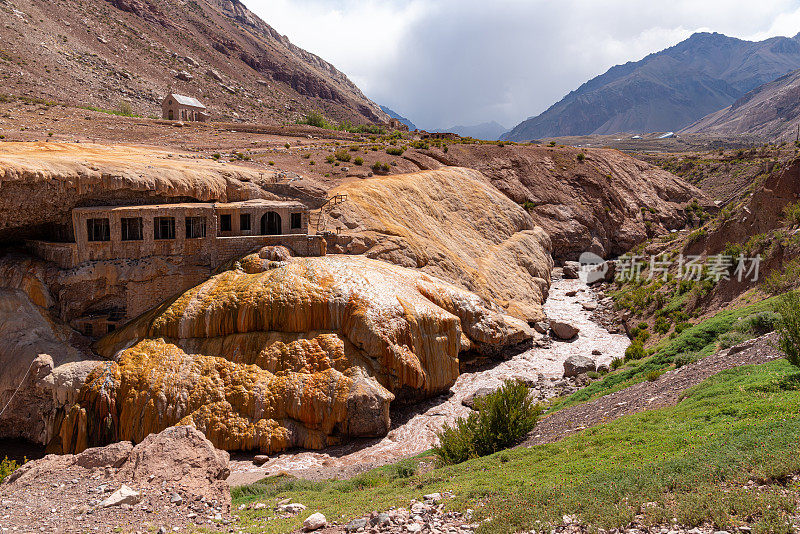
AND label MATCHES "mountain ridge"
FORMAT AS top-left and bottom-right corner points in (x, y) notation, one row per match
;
(502, 32), (800, 141)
